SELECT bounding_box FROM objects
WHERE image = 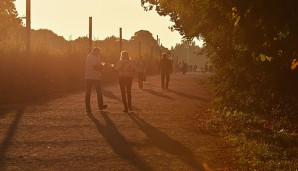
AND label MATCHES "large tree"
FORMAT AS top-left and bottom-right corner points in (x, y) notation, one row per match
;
(129, 30), (160, 59)
(130, 30), (156, 44)
(141, 0), (298, 116)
